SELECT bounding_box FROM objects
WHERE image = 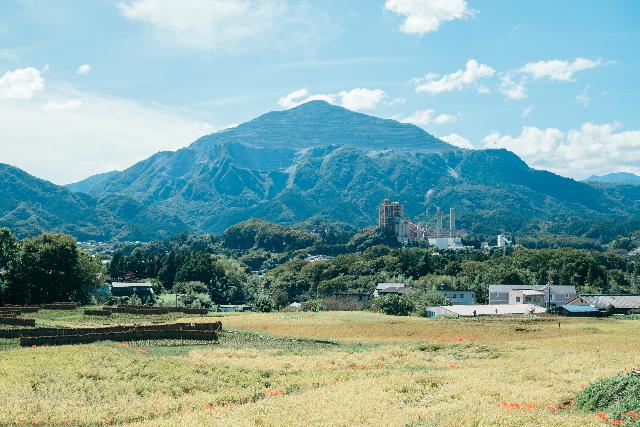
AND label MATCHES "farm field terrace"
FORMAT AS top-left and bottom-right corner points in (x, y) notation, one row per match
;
(0, 310), (638, 426)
